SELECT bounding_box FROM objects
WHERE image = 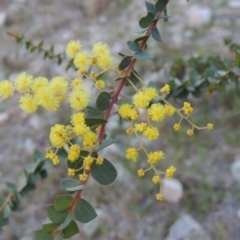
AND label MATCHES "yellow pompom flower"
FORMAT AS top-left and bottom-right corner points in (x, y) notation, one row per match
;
(71, 112), (85, 126)
(74, 123), (90, 136)
(83, 131), (97, 149)
(148, 103), (165, 122)
(207, 123), (214, 130)
(45, 151), (60, 165)
(134, 122), (148, 132)
(79, 173), (88, 182)
(133, 91), (151, 108)
(96, 156), (104, 165)
(66, 40), (82, 58)
(119, 104), (132, 119)
(147, 151), (164, 164)
(83, 156), (94, 170)
(143, 126), (159, 141)
(156, 193), (164, 201)
(0, 80), (14, 99)
(173, 123), (181, 131)
(160, 84), (170, 94)
(69, 88), (90, 111)
(19, 94), (38, 113)
(137, 168), (145, 177)
(126, 127), (134, 135)
(74, 52), (91, 72)
(71, 78), (83, 89)
(92, 42), (110, 56)
(35, 87), (60, 111)
(183, 102), (193, 115)
(165, 105), (175, 116)
(50, 76), (68, 95)
(145, 87), (158, 100)
(49, 124), (68, 148)
(94, 80), (105, 89)
(68, 144), (80, 162)
(68, 168), (75, 176)
(14, 72), (33, 93)
(125, 148), (138, 161)
(187, 129), (194, 136)
(165, 166), (176, 178)
(152, 175), (161, 184)
(129, 108), (139, 121)
(96, 54), (113, 70)
(31, 76), (49, 93)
